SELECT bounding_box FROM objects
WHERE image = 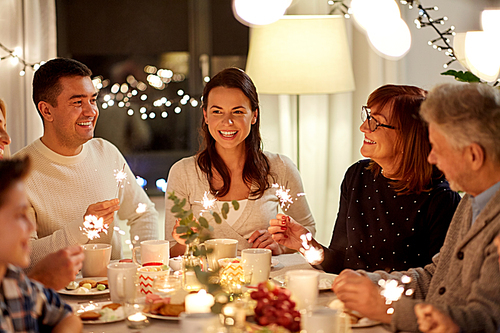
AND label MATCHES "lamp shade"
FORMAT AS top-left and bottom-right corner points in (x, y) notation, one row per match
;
(245, 15), (355, 95)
